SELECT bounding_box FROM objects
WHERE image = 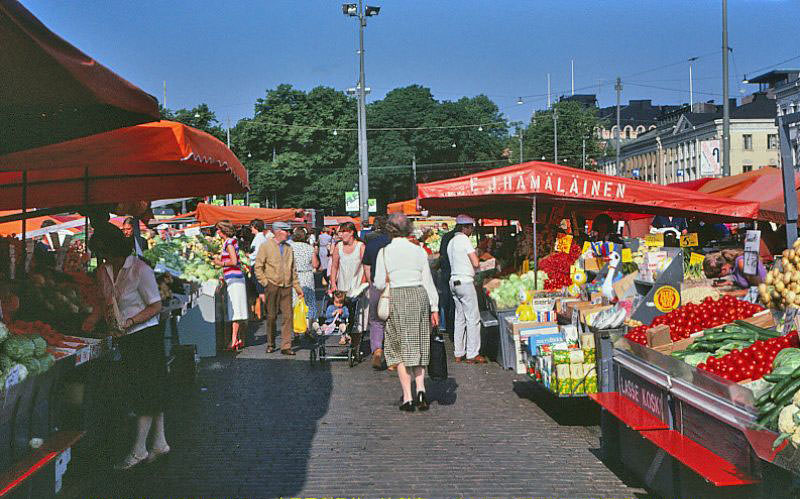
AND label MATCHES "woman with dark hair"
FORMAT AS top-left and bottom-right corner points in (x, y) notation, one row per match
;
(329, 221), (365, 295)
(374, 214), (439, 412)
(213, 221), (247, 351)
(92, 223), (170, 470)
(289, 227), (319, 327)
